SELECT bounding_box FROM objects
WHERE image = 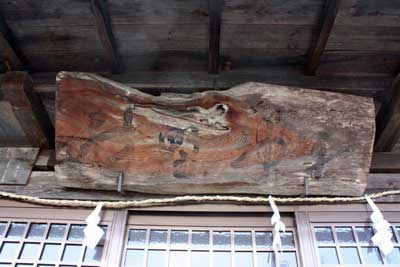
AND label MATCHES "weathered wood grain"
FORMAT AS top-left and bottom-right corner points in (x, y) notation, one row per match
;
(0, 172), (397, 202)
(0, 11), (24, 70)
(0, 72), (54, 148)
(55, 72), (375, 196)
(0, 147), (39, 185)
